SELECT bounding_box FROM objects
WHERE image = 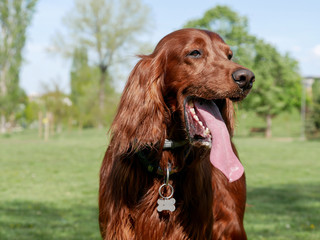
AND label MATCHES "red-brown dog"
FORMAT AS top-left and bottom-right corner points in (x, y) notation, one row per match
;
(99, 28), (255, 240)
